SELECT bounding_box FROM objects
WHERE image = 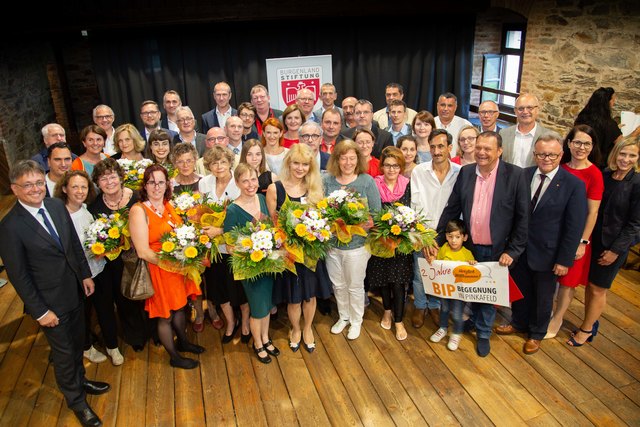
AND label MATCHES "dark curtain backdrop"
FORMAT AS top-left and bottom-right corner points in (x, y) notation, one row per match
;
(89, 15), (475, 131)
